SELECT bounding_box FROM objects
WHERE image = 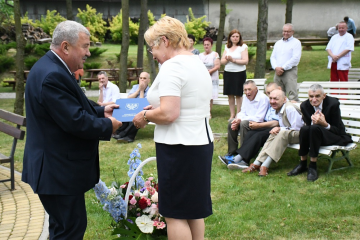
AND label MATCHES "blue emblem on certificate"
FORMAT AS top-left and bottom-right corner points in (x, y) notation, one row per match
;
(112, 98), (150, 122)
